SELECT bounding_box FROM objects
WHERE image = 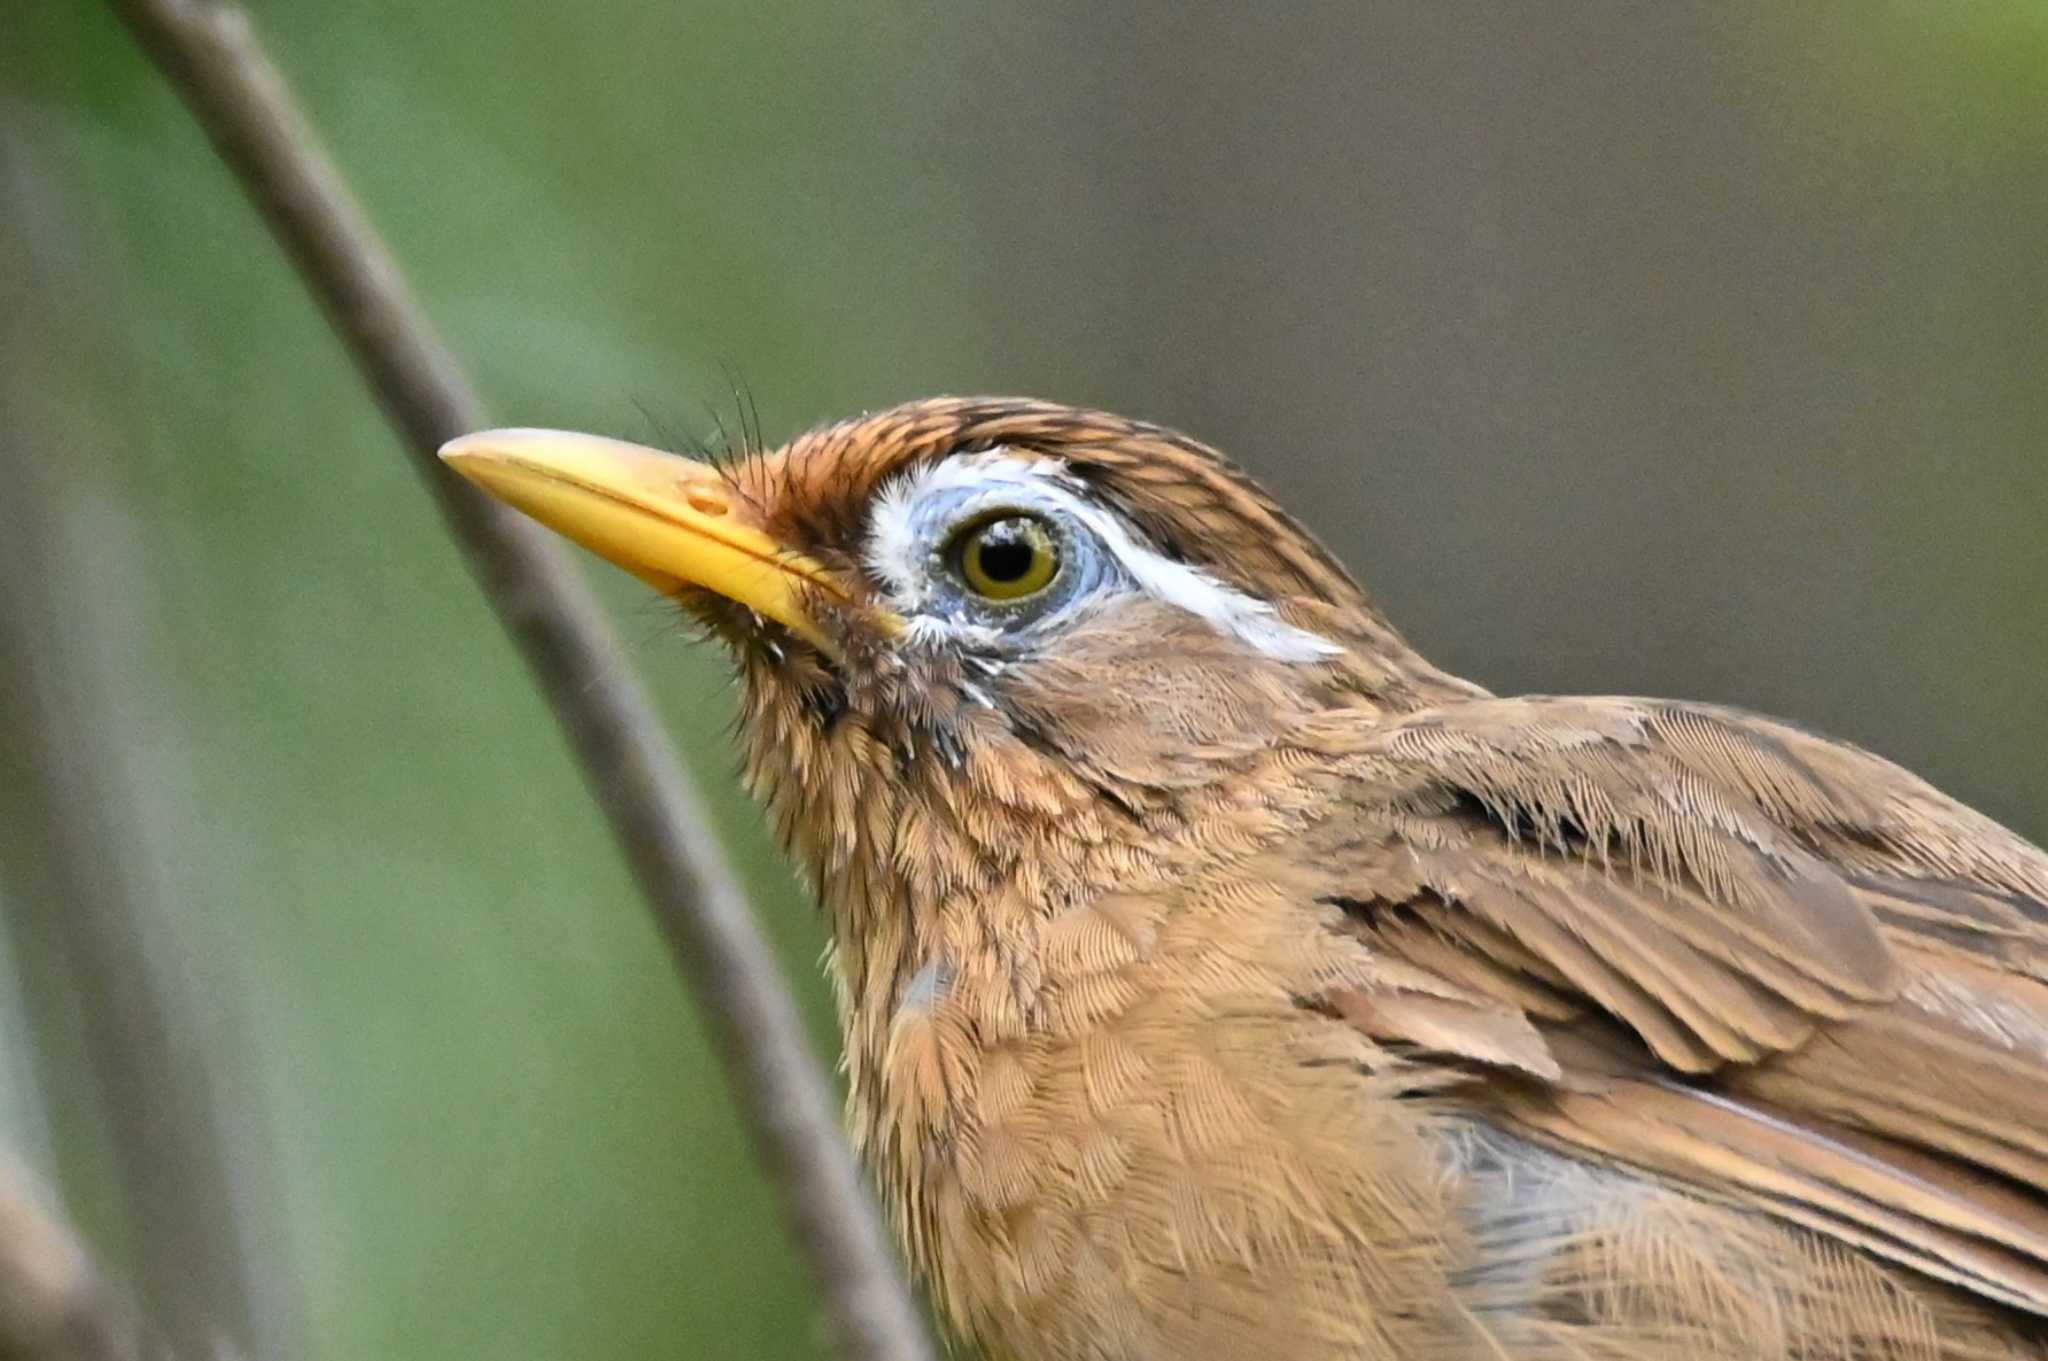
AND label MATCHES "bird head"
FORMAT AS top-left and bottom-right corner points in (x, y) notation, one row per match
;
(441, 398), (1473, 1046)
